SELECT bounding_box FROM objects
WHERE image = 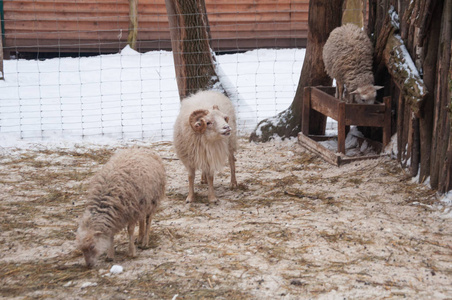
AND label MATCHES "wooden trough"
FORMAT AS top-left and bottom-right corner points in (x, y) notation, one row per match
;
(298, 86), (392, 166)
